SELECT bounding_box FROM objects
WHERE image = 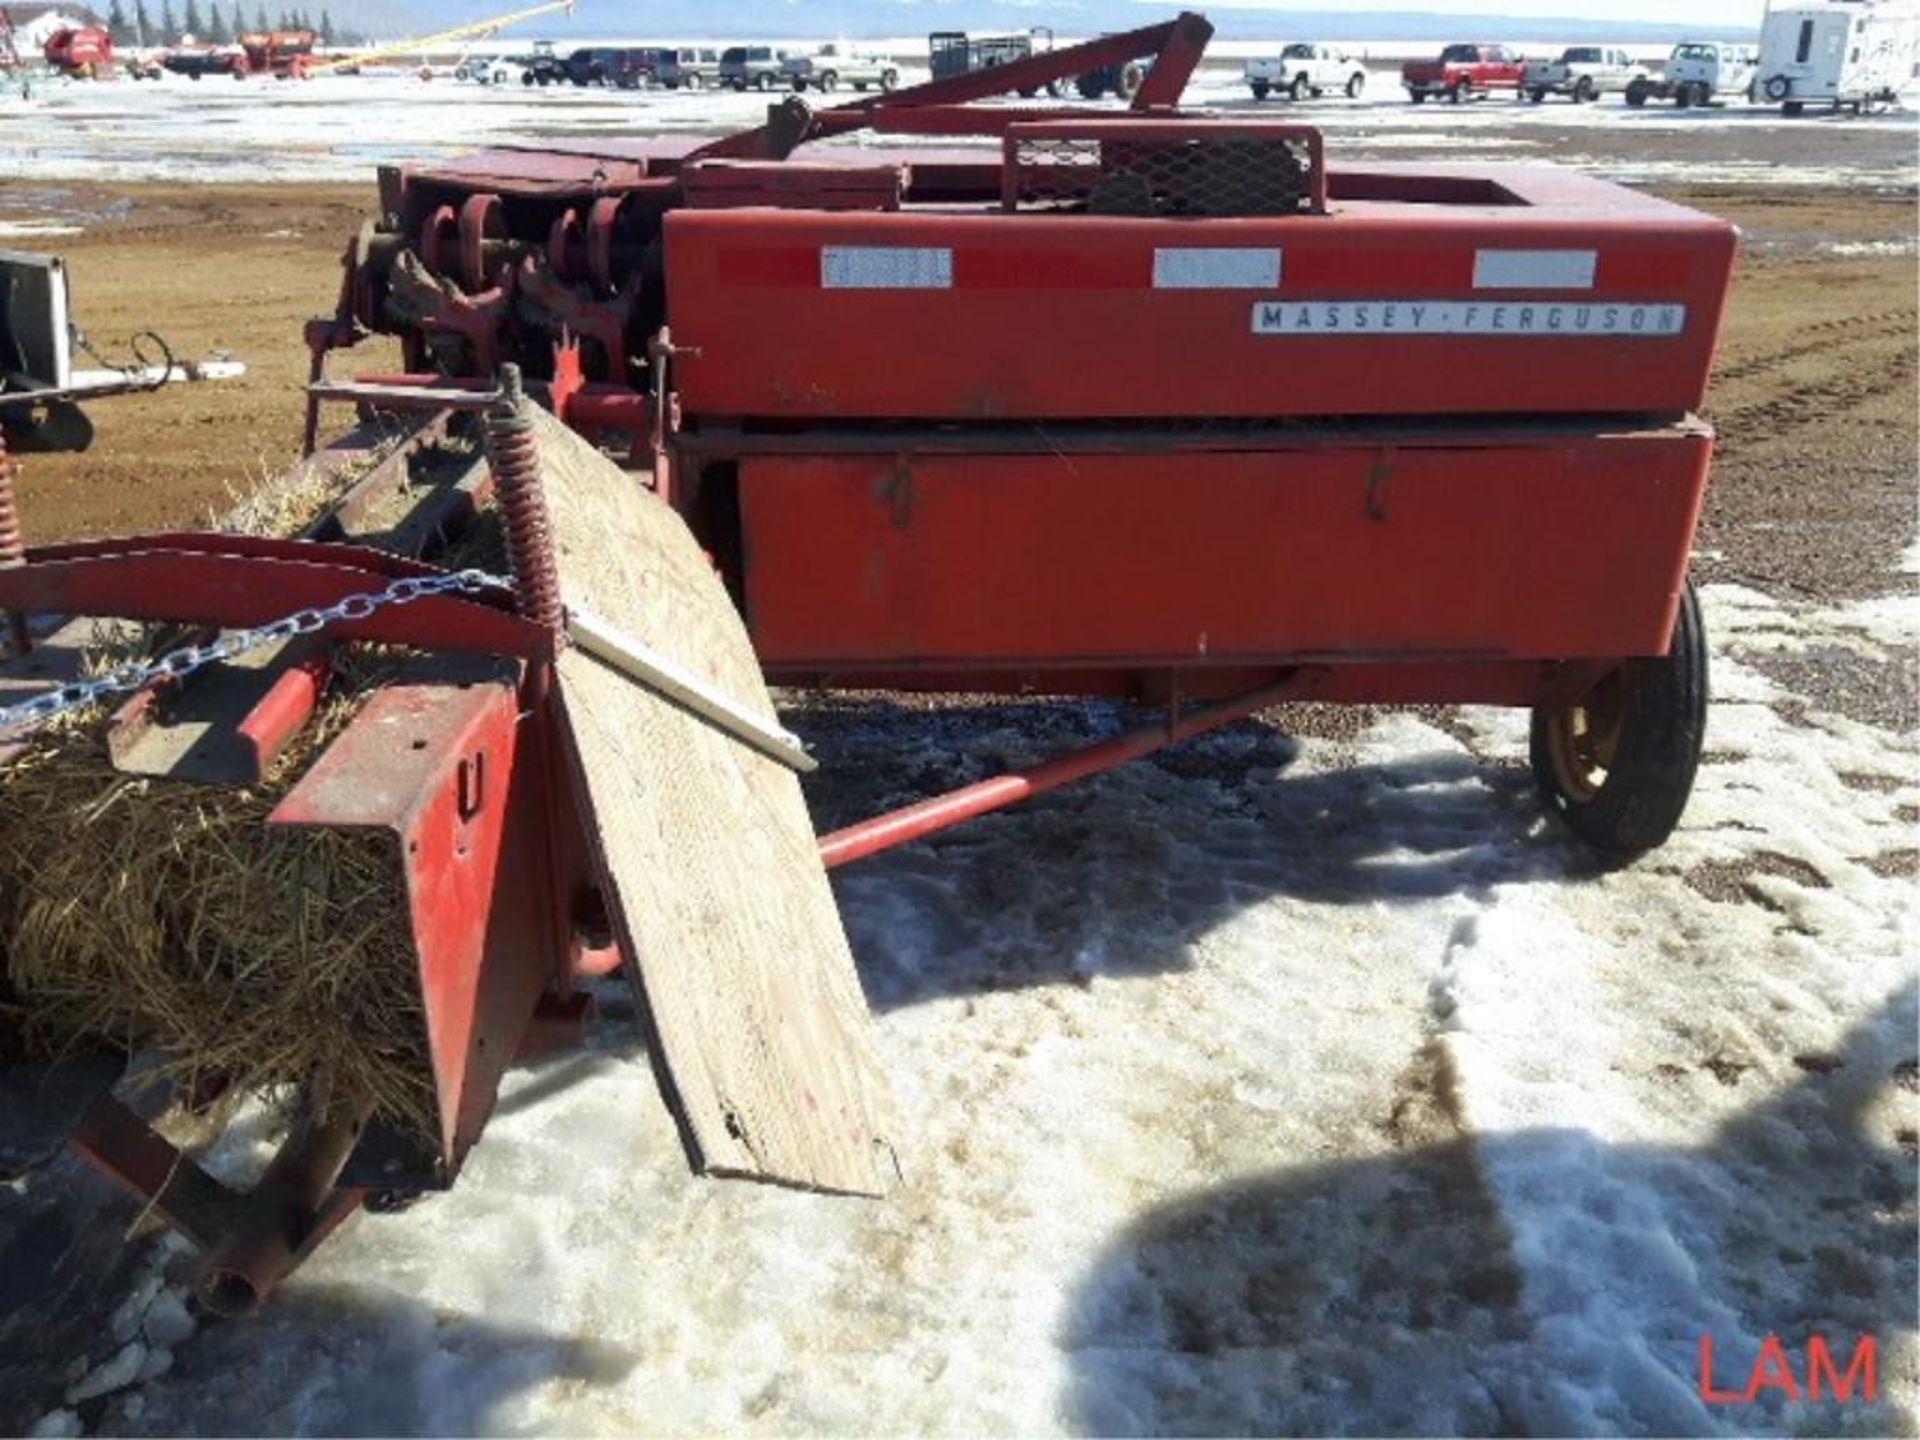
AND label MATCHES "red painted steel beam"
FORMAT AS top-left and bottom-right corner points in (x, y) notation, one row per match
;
(1130, 12), (1212, 108)
(0, 551), (549, 661)
(817, 674), (1303, 869)
(70, 1094), (243, 1252)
